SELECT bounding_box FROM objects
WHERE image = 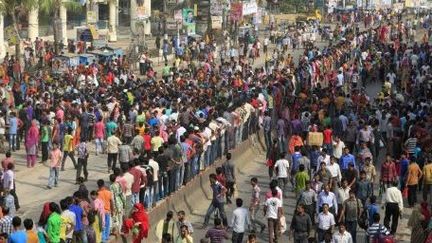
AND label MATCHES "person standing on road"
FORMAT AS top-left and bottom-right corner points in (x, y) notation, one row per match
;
(382, 181), (403, 234)
(332, 223), (353, 243)
(203, 174), (228, 228)
(297, 181), (317, 224)
(406, 158), (423, 207)
(317, 203), (336, 242)
(25, 119), (39, 168)
(75, 139), (89, 183)
(274, 152), (289, 197)
(230, 198), (250, 243)
(422, 157), (432, 203)
(317, 183), (338, 215)
(97, 179), (113, 243)
(61, 128), (77, 171)
(249, 177), (266, 233)
(264, 188), (283, 243)
(338, 190), (362, 243)
(222, 153), (236, 204)
(290, 204), (312, 243)
(47, 143), (61, 189)
(106, 131), (122, 173)
(204, 218), (229, 243)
